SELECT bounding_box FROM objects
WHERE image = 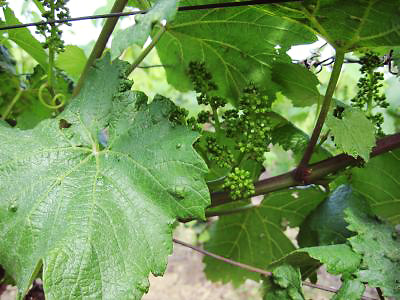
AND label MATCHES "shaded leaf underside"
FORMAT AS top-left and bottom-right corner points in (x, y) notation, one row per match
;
(156, 0), (316, 101)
